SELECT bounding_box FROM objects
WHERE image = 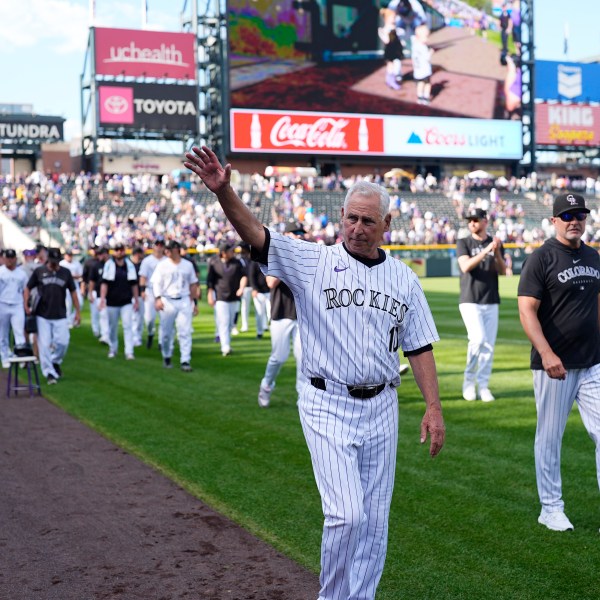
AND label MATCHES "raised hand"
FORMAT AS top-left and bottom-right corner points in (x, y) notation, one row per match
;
(184, 146), (232, 194)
